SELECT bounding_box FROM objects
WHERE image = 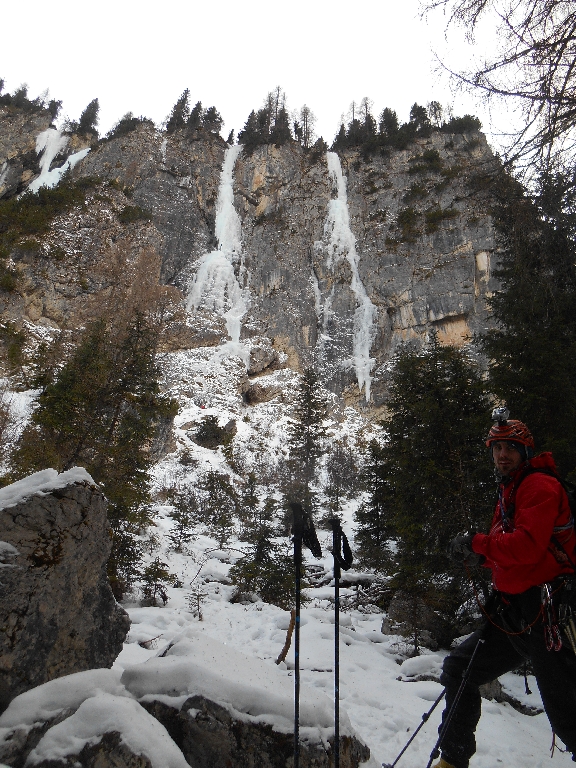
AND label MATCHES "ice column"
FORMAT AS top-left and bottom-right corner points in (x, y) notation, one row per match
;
(187, 144), (247, 343)
(322, 152), (376, 400)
